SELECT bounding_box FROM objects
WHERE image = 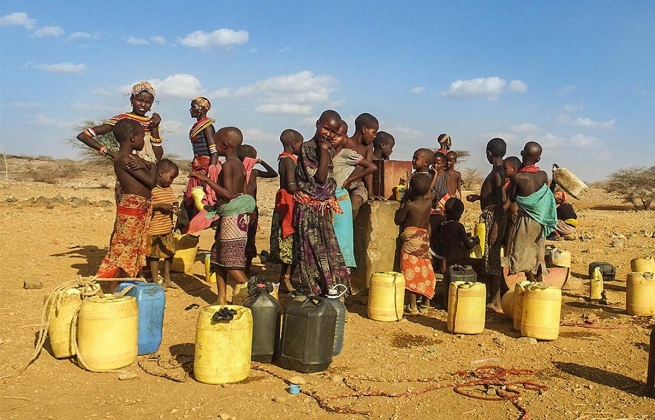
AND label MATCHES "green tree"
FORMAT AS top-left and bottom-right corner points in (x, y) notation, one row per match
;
(604, 166), (655, 210)
(69, 119), (117, 164)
